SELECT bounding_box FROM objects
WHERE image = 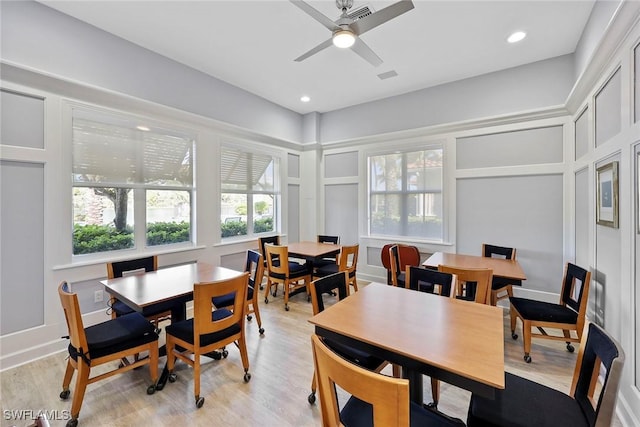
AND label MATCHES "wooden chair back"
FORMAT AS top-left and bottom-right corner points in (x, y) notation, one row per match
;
(482, 244), (516, 261)
(193, 273), (249, 343)
(560, 263), (591, 329)
(265, 243), (290, 276)
(107, 255), (158, 279)
(58, 282), (89, 357)
(246, 249), (264, 290)
(309, 272), (350, 315)
(258, 235), (280, 262)
(338, 244), (358, 275)
(311, 334), (410, 427)
(438, 265), (493, 304)
(318, 235), (340, 244)
(405, 266), (455, 297)
(570, 322), (625, 427)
